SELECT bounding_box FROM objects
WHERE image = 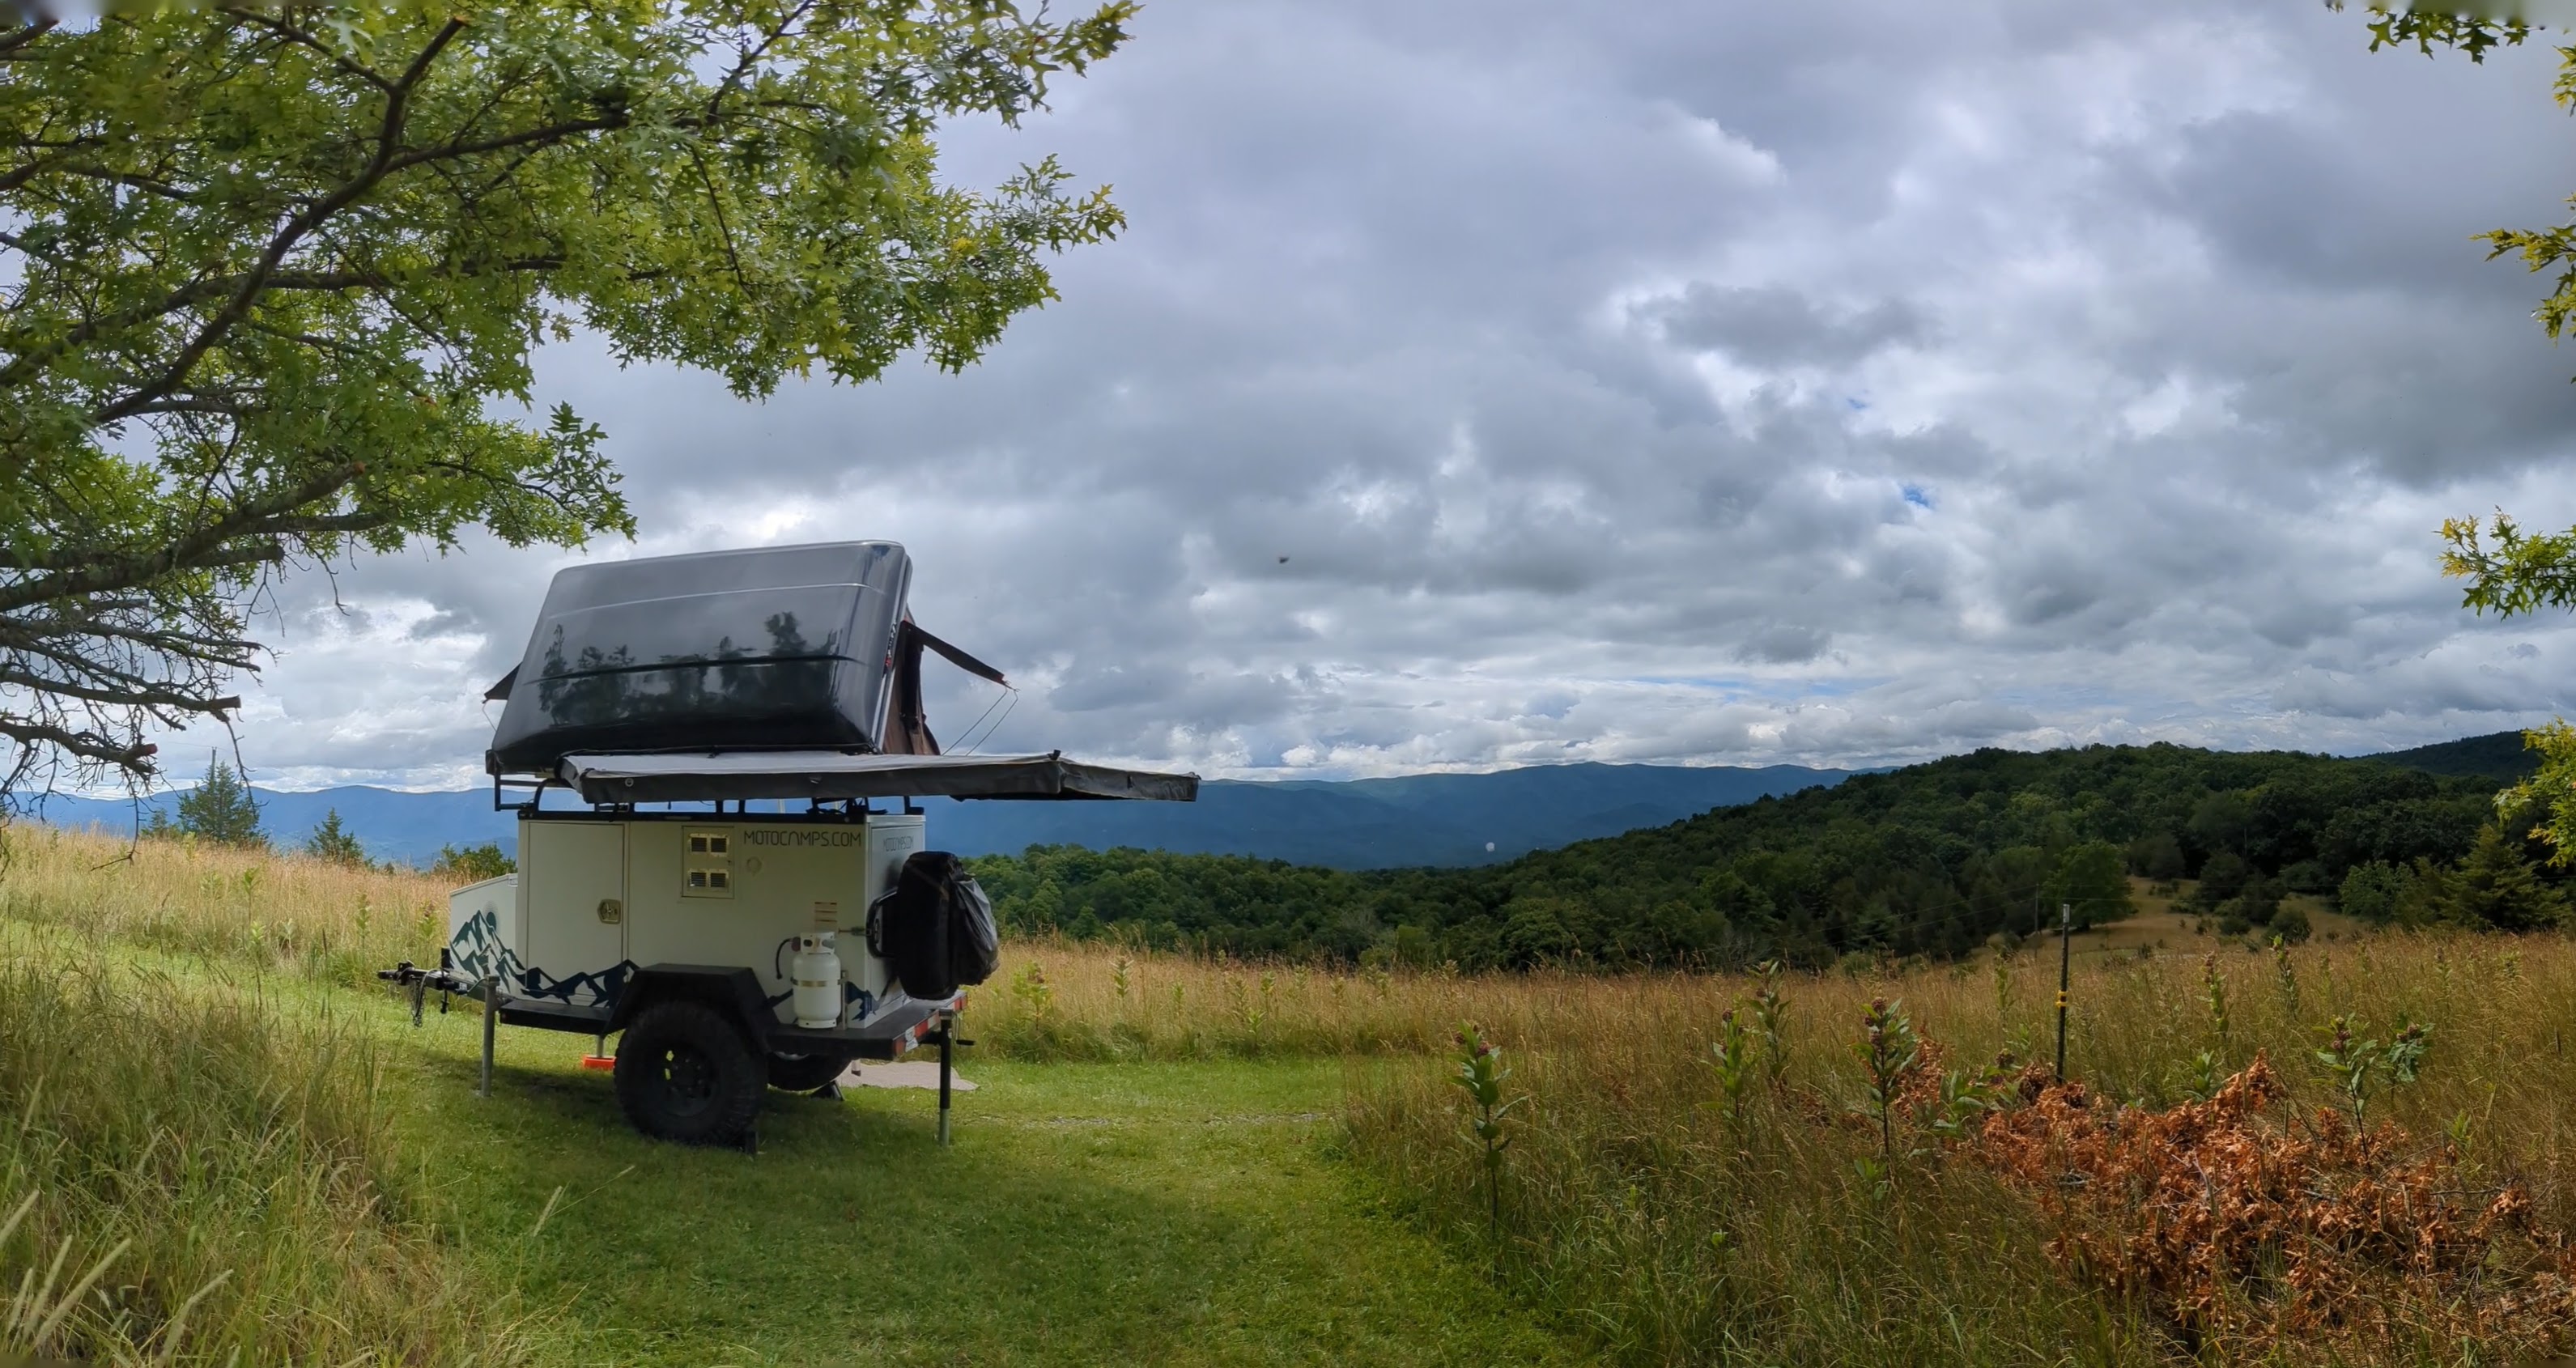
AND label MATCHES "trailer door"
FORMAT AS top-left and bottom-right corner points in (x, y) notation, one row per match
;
(858, 814), (925, 1000)
(518, 820), (627, 1005)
